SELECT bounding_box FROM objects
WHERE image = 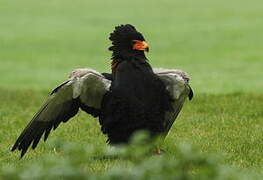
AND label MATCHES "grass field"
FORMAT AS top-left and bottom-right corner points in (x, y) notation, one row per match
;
(1, 0), (263, 178)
